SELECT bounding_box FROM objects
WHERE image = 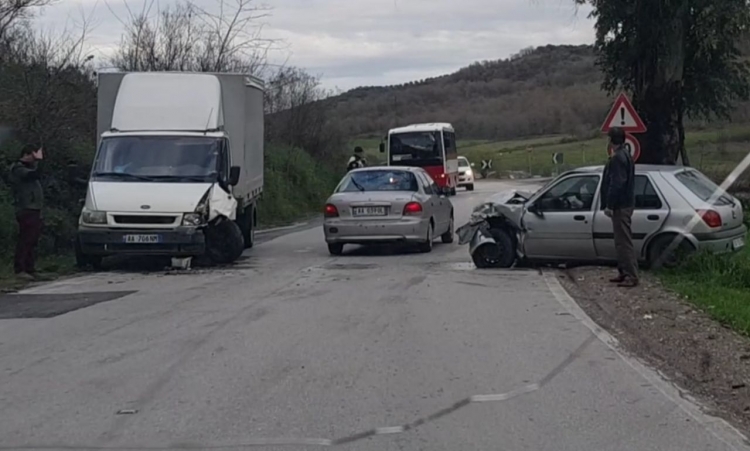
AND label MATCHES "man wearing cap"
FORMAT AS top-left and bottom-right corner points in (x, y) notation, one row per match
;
(601, 127), (638, 288)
